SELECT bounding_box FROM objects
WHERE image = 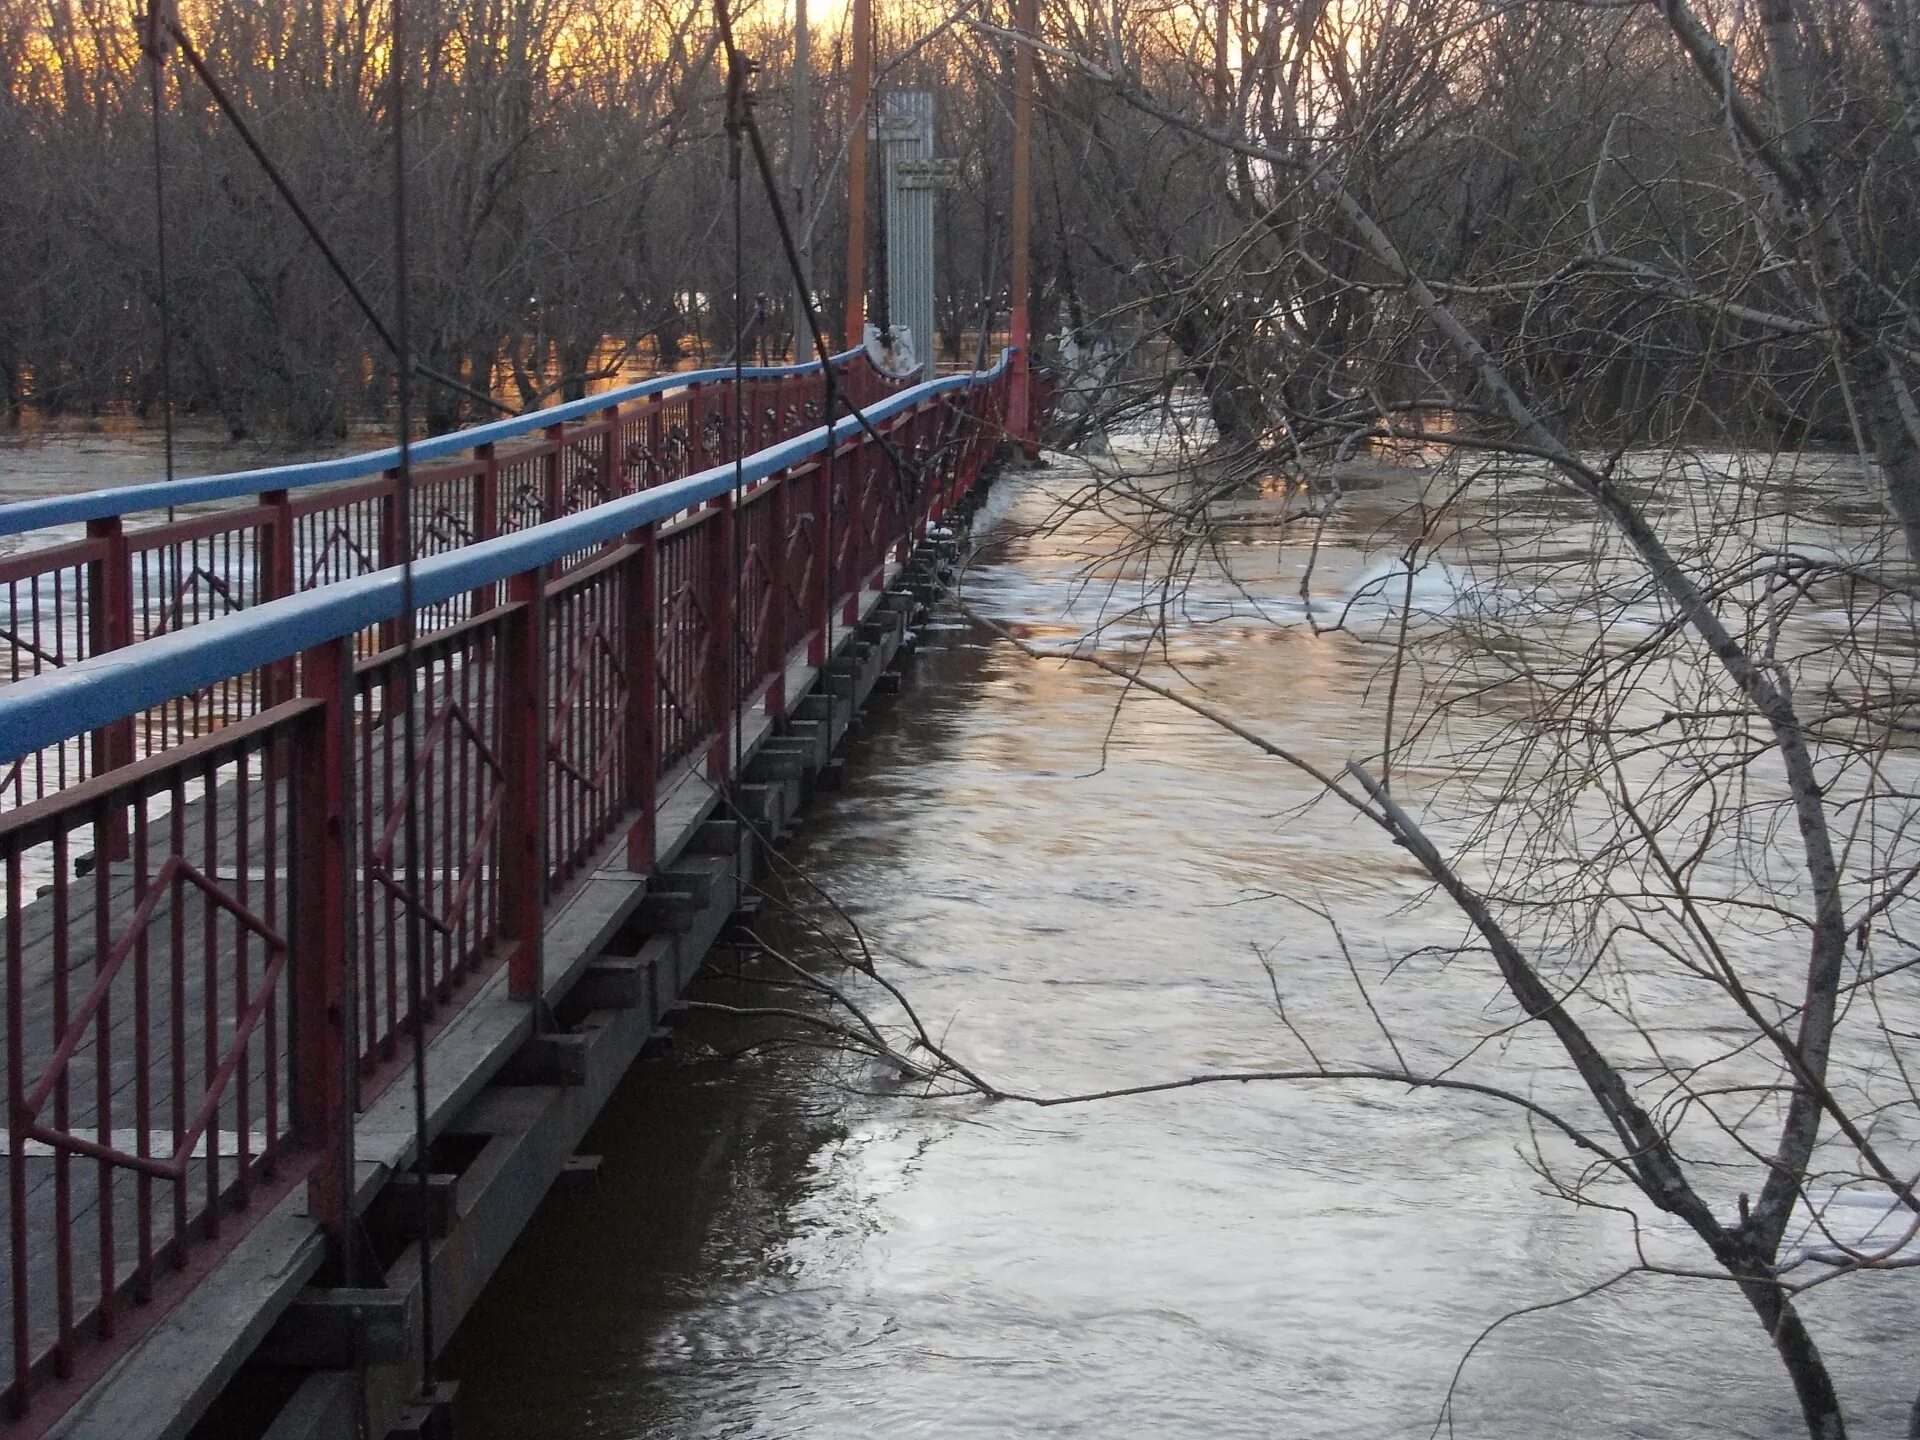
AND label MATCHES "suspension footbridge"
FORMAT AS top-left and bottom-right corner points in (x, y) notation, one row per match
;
(0, 345), (1039, 1440)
